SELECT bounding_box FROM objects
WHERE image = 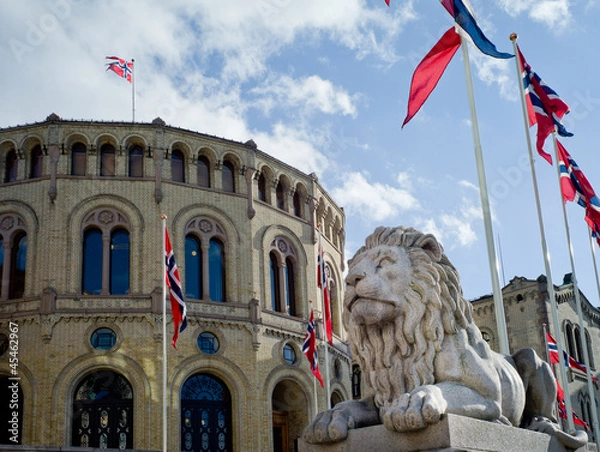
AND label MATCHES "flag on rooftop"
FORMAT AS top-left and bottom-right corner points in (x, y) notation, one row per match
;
(518, 46), (572, 164)
(440, 0), (513, 59)
(106, 56), (133, 83)
(402, 27), (461, 128)
(165, 226), (187, 348)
